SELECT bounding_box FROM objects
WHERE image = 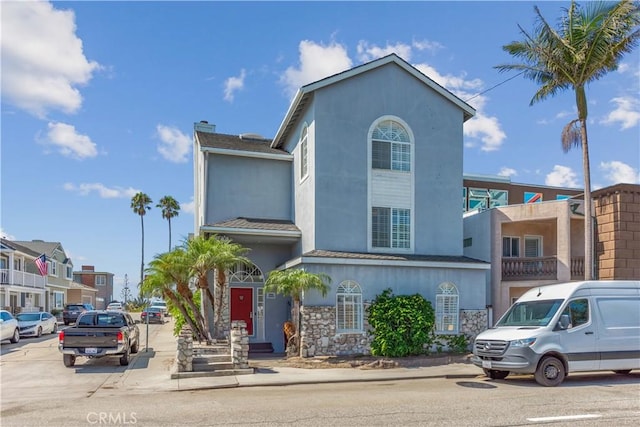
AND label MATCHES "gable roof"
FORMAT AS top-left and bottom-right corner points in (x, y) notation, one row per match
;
(12, 240), (65, 259)
(271, 53), (476, 148)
